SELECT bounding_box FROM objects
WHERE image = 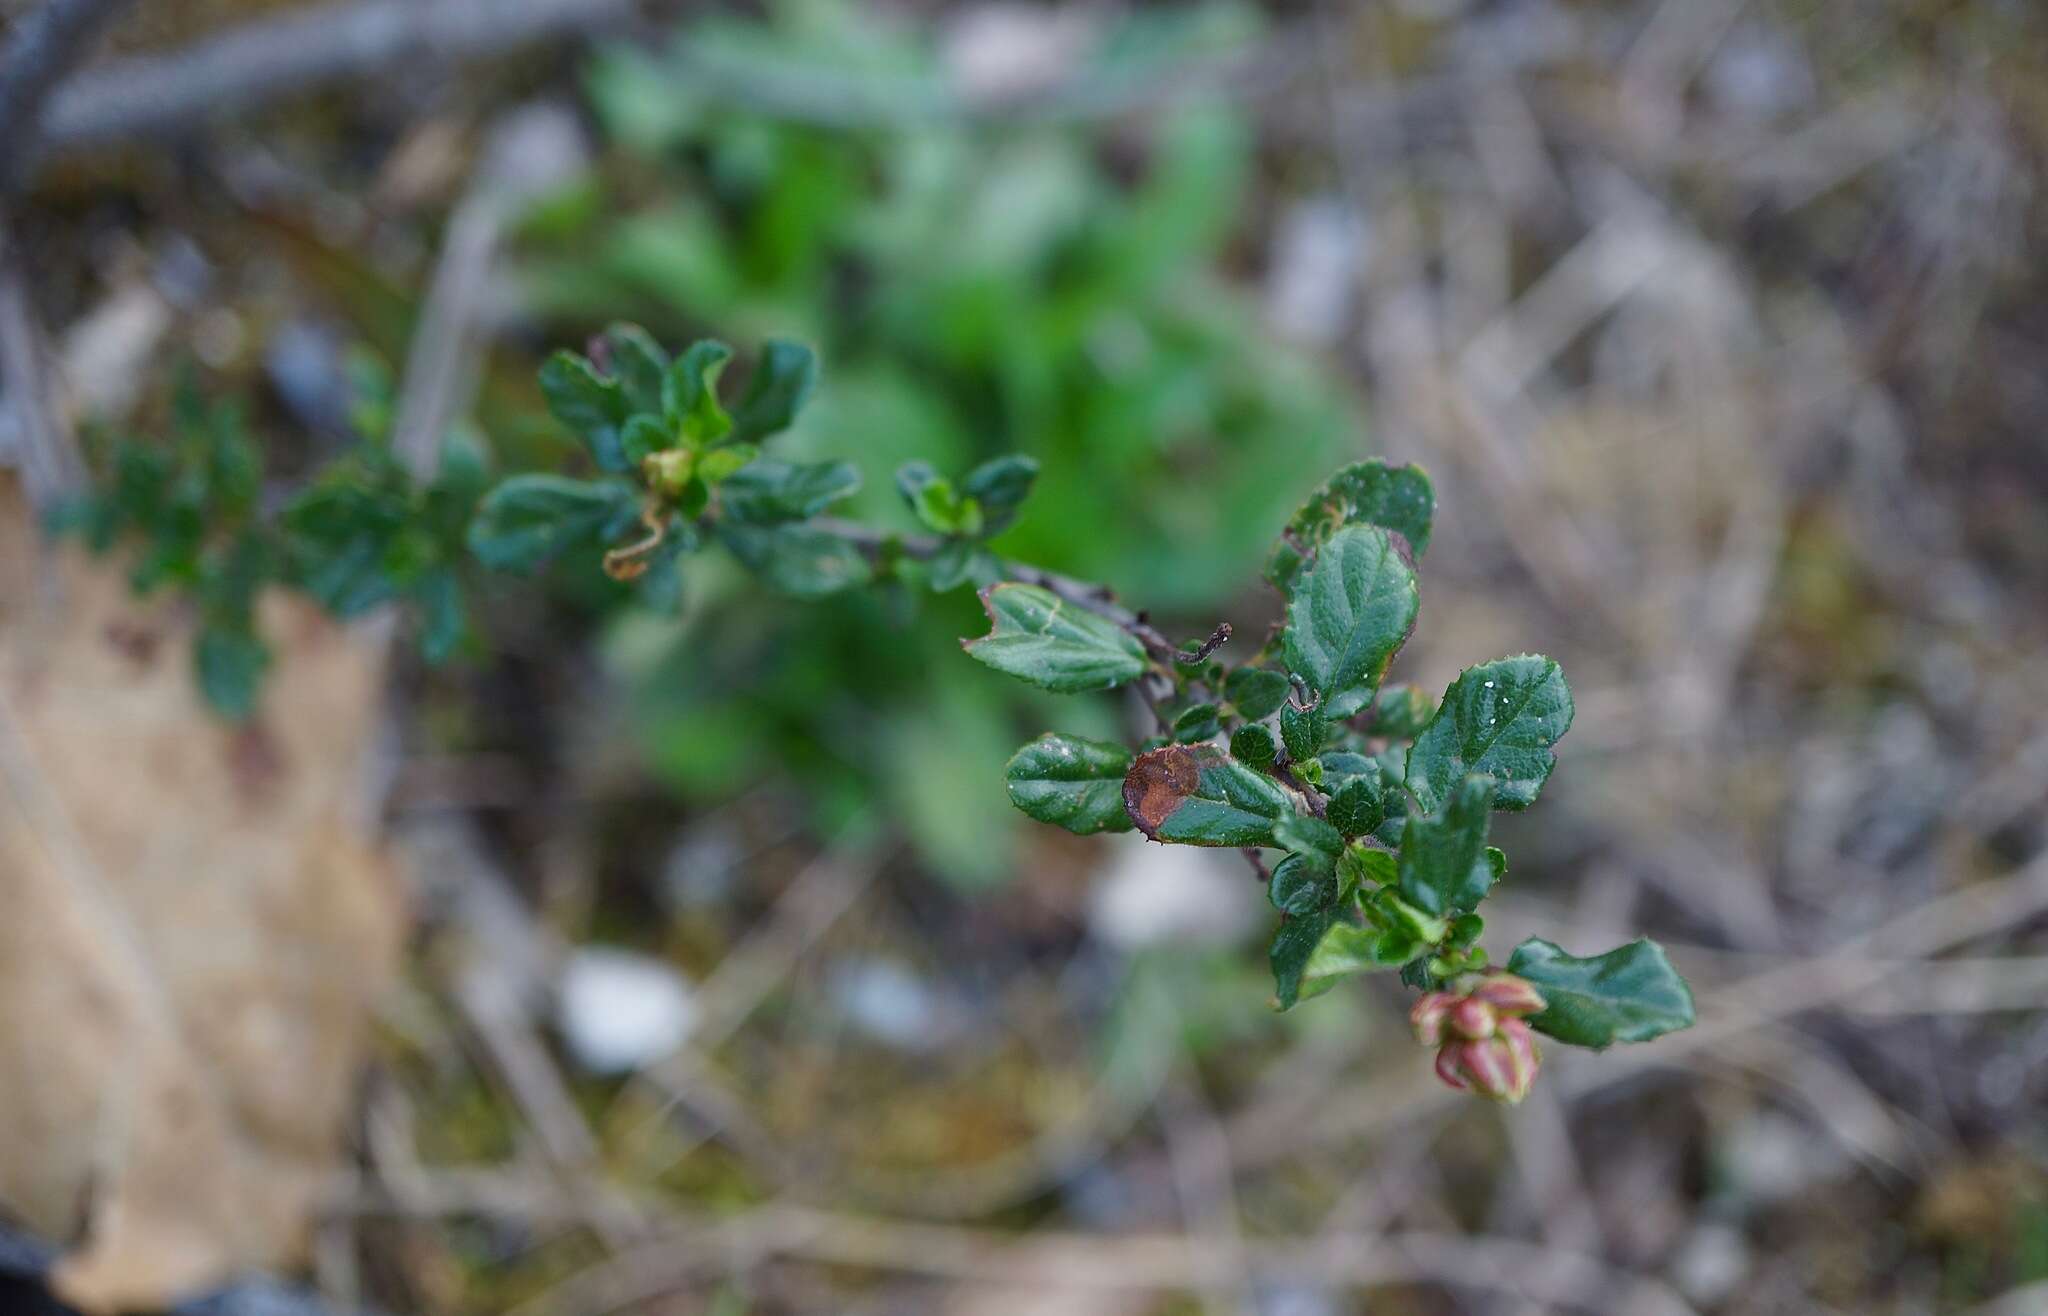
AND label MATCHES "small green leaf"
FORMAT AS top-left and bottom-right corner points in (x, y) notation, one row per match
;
(664, 340), (734, 445)
(719, 459), (862, 524)
(1229, 723), (1277, 769)
(1268, 852), (1333, 915)
(1004, 733), (1135, 835)
(468, 475), (640, 574)
(1122, 743), (1292, 846)
(1300, 919), (1412, 998)
(1327, 770), (1386, 838)
(926, 540), (999, 592)
(1340, 843), (1397, 891)
(1172, 702), (1221, 744)
(1224, 667), (1290, 721)
(1396, 775), (1499, 917)
(963, 583), (1148, 694)
(1275, 813), (1345, 863)
(414, 567), (465, 664)
(962, 454), (1038, 535)
(620, 414), (674, 467)
(195, 624), (269, 720)
(1271, 901), (1342, 1010)
(696, 443), (759, 484)
(1280, 703), (1325, 762)
(1406, 655), (1574, 813)
(1505, 938), (1696, 1050)
(728, 339), (818, 444)
(897, 462), (982, 537)
(1266, 460), (1435, 594)
(603, 323), (669, 416)
(539, 351), (630, 472)
(719, 523), (873, 598)
(1282, 523), (1419, 718)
